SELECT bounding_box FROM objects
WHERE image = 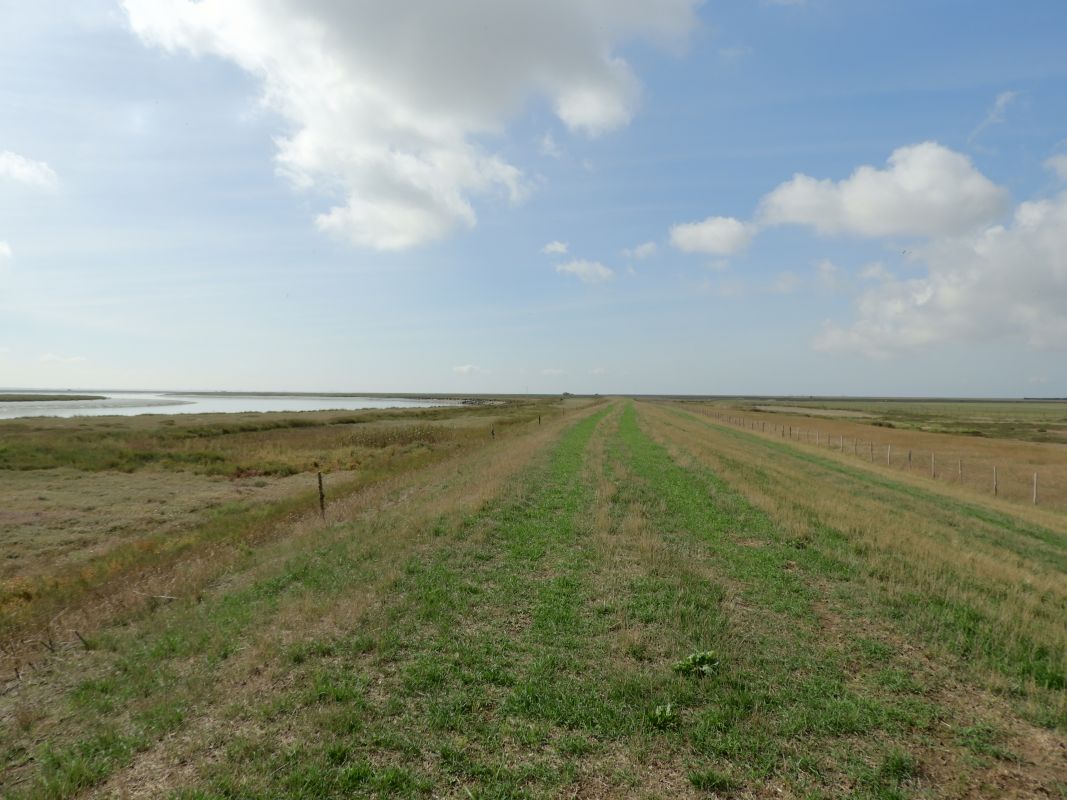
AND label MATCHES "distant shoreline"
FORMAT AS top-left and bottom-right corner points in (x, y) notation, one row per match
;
(0, 394), (107, 402)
